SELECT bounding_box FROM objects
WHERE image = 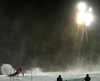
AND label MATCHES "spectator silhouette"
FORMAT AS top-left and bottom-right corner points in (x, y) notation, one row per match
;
(57, 75), (63, 81)
(84, 74), (91, 81)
